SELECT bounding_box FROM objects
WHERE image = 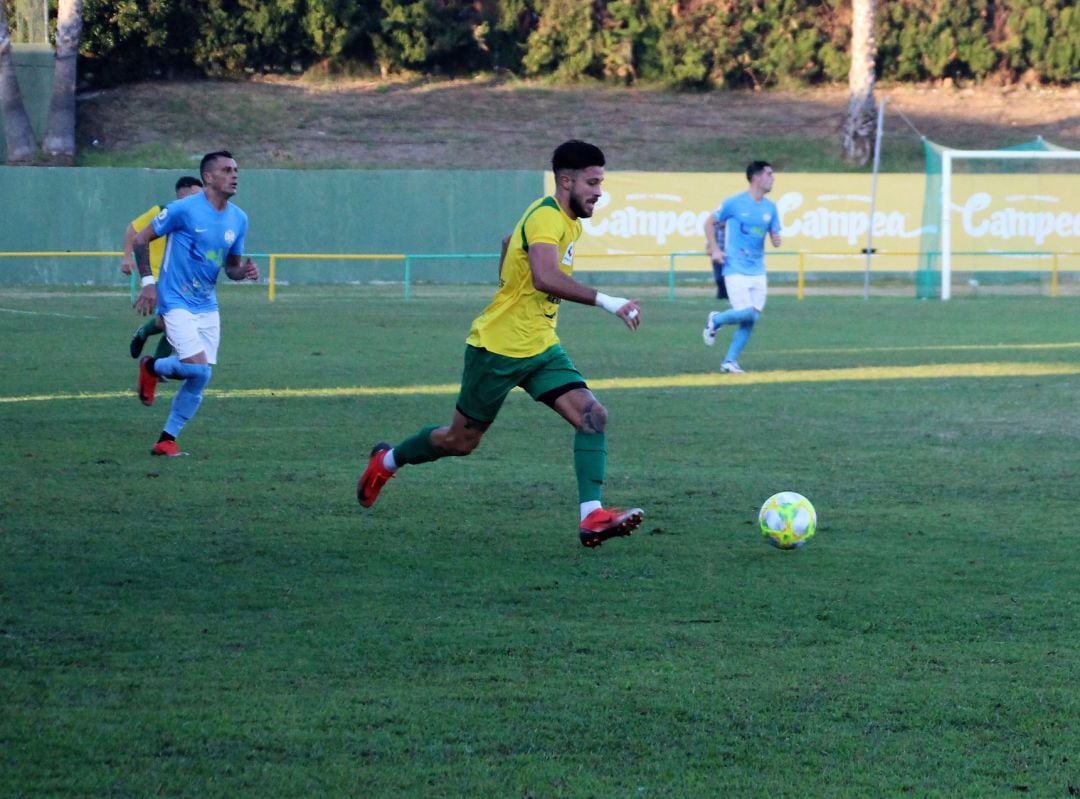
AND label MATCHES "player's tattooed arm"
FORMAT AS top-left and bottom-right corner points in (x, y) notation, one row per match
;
(130, 226), (158, 315)
(133, 240), (152, 279)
